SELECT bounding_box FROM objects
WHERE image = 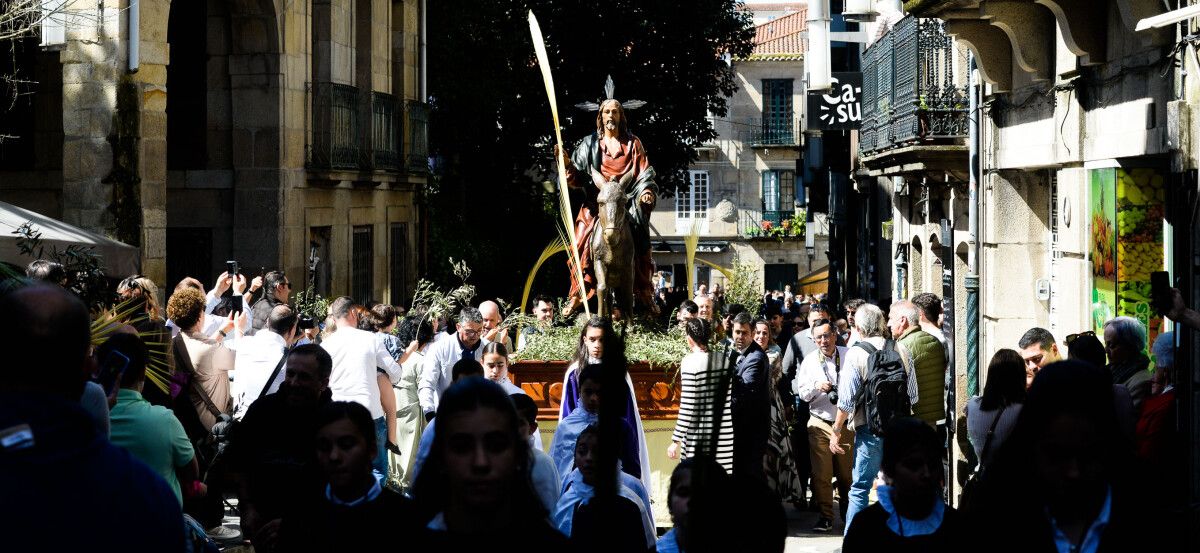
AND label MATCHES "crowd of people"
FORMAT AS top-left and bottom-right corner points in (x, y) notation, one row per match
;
(1, 258), (1194, 551)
